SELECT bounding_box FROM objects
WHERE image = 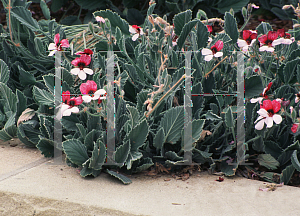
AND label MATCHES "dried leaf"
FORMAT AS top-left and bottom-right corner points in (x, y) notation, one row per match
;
(17, 108), (35, 126)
